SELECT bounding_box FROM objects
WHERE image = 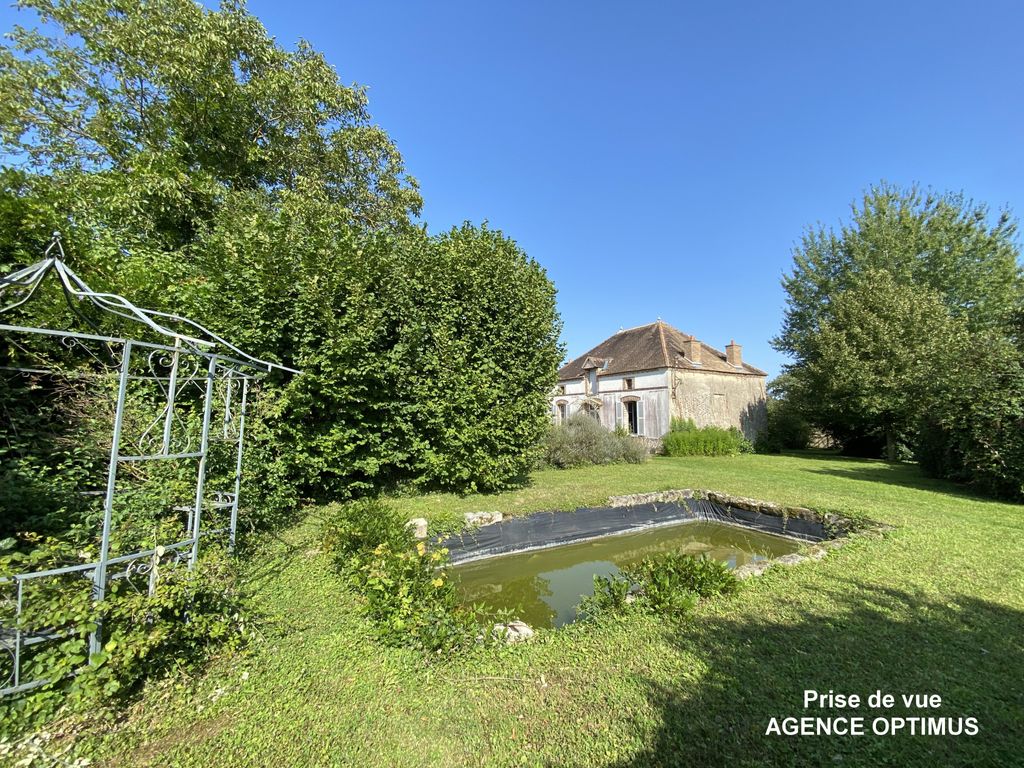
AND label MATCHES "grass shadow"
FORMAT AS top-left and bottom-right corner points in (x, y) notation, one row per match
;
(607, 580), (1023, 767)
(802, 461), (1019, 506)
(235, 508), (327, 593)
